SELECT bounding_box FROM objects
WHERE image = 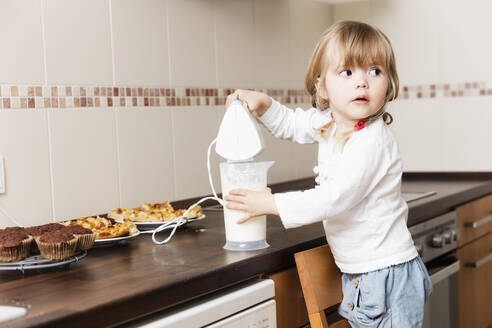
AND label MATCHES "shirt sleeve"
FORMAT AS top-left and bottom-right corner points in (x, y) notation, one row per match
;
(257, 99), (330, 144)
(274, 136), (390, 228)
